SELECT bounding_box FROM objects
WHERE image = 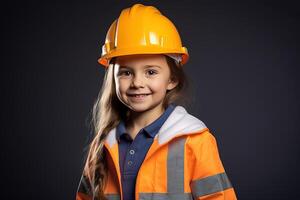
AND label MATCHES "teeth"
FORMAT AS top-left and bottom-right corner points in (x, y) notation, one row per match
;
(131, 94), (149, 97)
